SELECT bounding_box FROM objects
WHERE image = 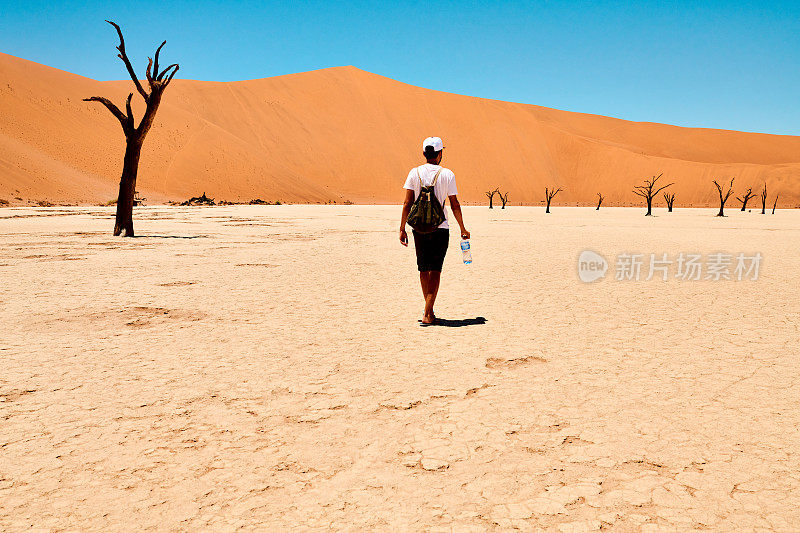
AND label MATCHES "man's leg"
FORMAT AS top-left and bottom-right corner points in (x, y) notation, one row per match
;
(419, 271), (431, 322)
(422, 270), (441, 323)
(419, 271), (430, 297)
